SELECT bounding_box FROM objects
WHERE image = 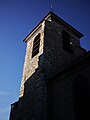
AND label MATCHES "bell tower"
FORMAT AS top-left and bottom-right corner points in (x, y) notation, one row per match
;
(10, 11), (86, 120)
(20, 12), (86, 97)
